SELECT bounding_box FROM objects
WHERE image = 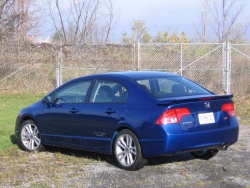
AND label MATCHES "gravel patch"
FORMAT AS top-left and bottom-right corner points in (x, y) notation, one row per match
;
(82, 125), (250, 188)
